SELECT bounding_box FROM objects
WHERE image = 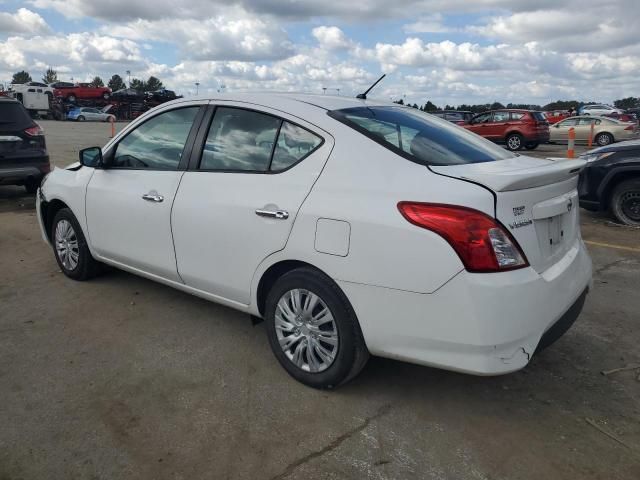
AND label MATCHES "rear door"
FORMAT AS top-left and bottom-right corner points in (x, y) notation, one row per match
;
(574, 118), (595, 142)
(171, 103), (333, 305)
